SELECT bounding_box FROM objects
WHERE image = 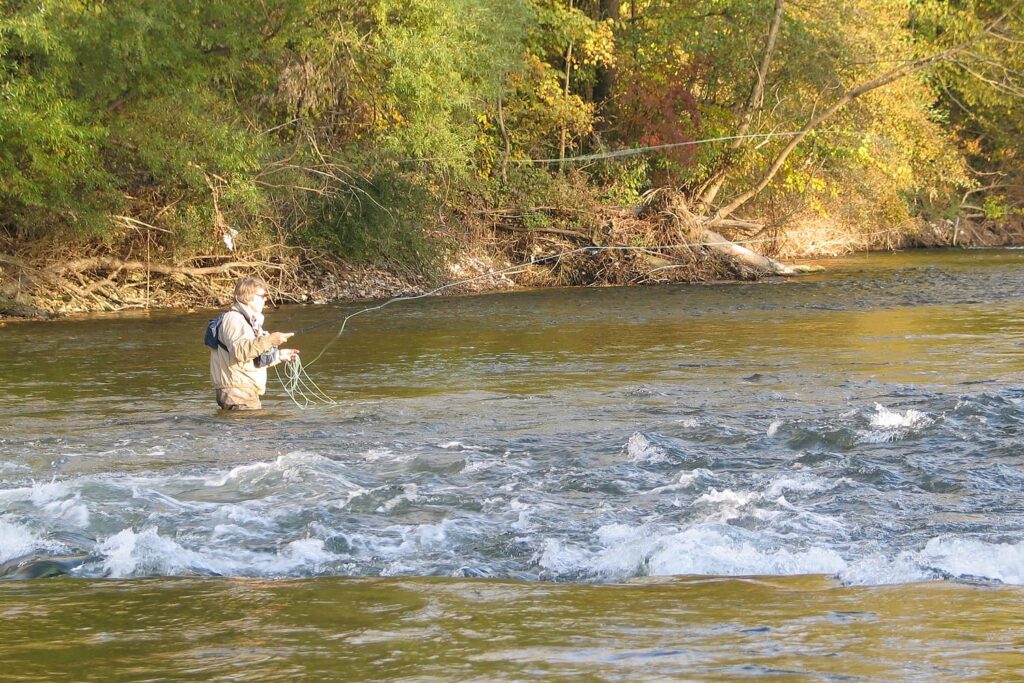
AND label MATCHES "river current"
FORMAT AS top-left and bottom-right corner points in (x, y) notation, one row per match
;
(2, 249), (1024, 679)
